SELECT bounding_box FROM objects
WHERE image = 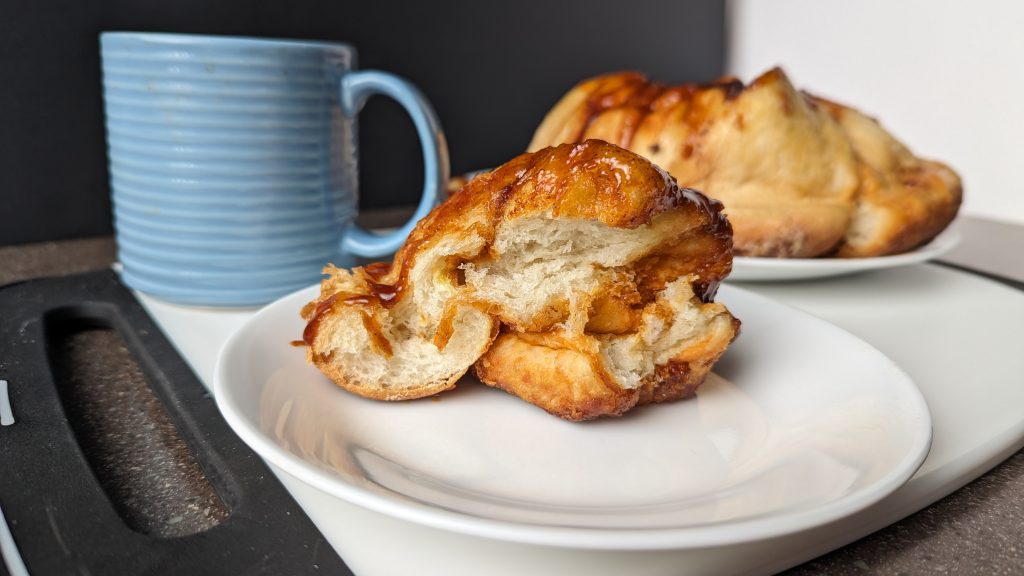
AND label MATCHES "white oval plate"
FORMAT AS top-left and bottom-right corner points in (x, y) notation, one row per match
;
(214, 284), (931, 550)
(729, 228), (960, 282)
